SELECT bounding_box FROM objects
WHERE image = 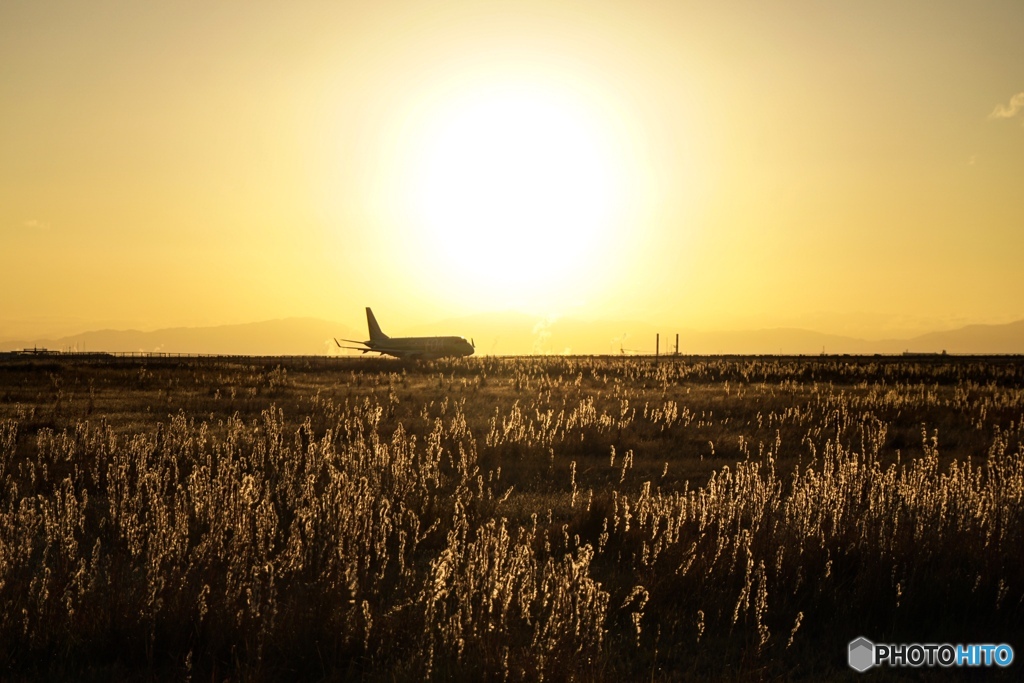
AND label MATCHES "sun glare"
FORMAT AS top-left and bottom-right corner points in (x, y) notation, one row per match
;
(404, 84), (628, 309)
